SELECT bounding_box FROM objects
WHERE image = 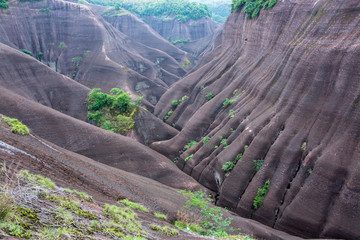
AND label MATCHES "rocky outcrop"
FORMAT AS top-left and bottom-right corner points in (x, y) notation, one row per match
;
(0, 0), (191, 108)
(152, 0), (360, 238)
(142, 15), (218, 42)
